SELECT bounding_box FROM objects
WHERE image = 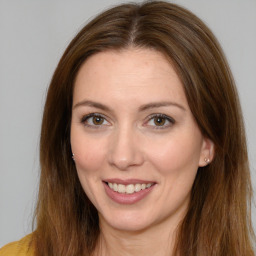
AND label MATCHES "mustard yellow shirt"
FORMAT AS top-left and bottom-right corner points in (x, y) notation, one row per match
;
(0, 234), (34, 256)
